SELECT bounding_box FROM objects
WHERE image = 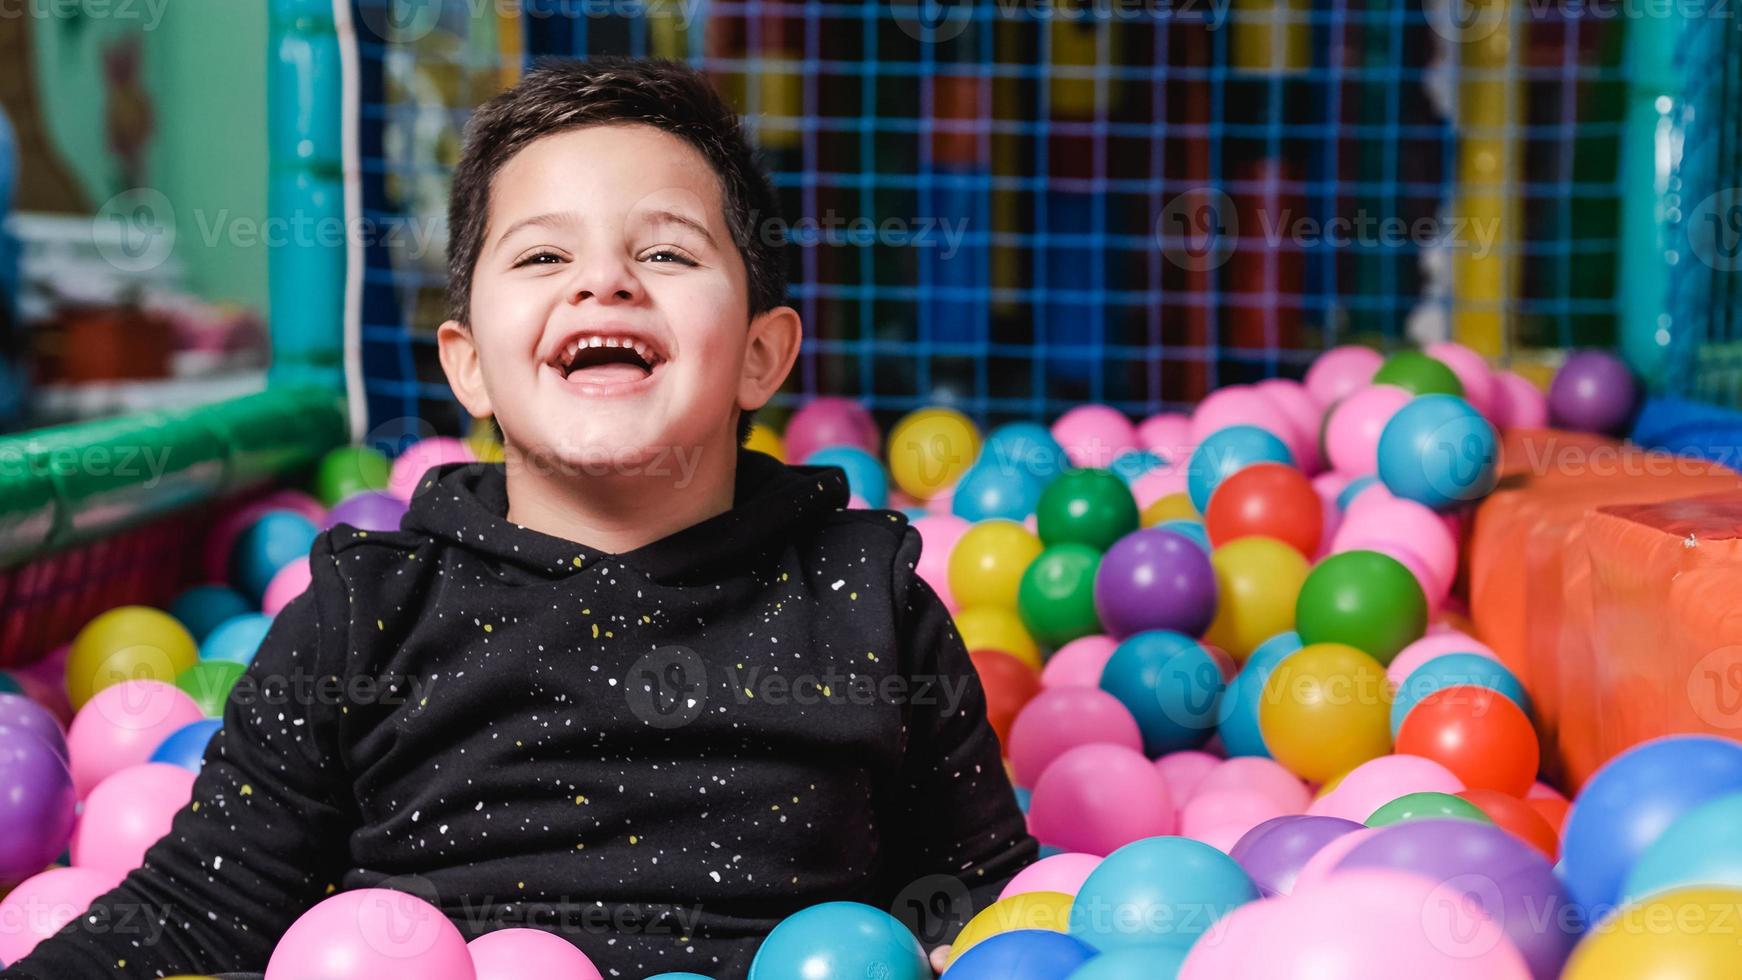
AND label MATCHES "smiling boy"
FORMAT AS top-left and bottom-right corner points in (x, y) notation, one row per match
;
(3, 58), (1035, 979)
